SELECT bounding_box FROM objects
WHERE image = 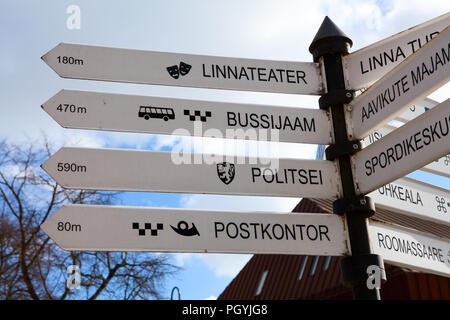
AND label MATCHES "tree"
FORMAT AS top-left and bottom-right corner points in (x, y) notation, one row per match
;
(0, 139), (179, 300)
